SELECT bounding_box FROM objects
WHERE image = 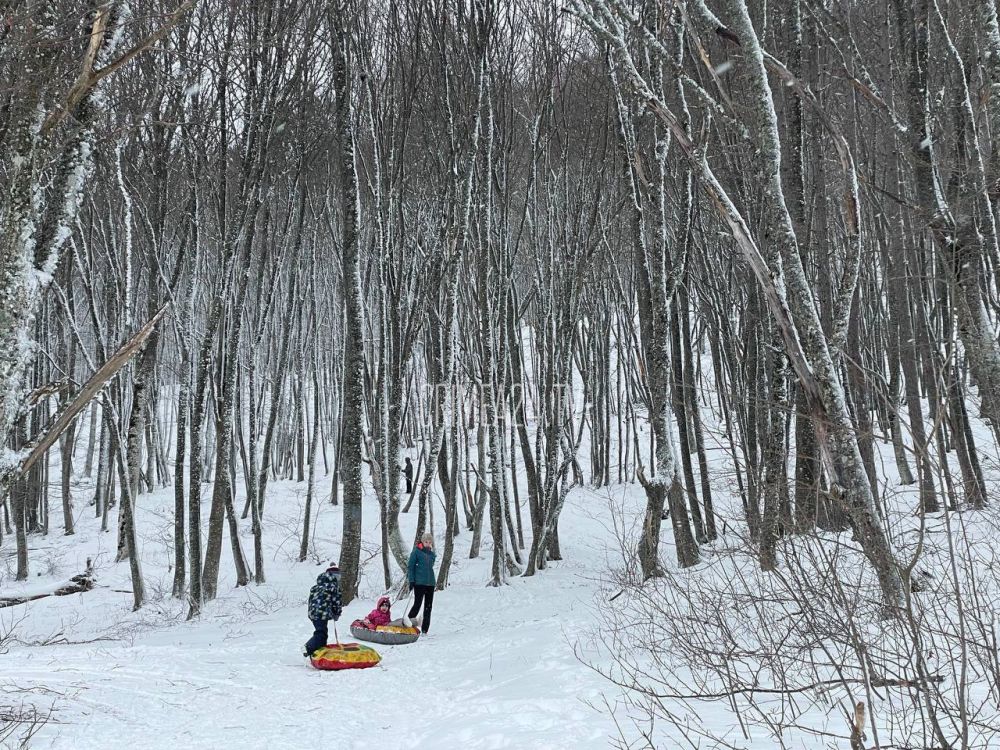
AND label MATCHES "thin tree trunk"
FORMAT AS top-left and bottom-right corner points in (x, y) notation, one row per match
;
(331, 2), (365, 605)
